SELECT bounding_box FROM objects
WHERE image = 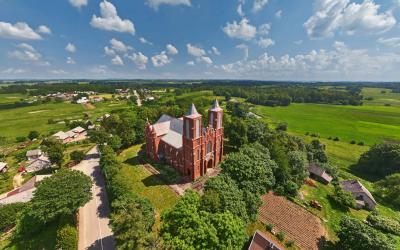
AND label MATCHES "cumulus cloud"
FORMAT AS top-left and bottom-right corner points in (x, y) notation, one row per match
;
(223, 18), (257, 41)
(90, 65), (108, 75)
(0, 22), (43, 40)
(166, 44), (178, 55)
(66, 57), (76, 64)
(219, 41), (400, 80)
(104, 46), (116, 56)
(212, 46), (221, 55)
(1, 68), (28, 75)
(65, 43), (76, 53)
(37, 25), (51, 34)
(275, 10), (283, 18)
(128, 52), (149, 70)
(90, 0), (135, 35)
(49, 69), (67, 75)
(8, 43), (49, 65)
(151, 51), (171, 67)
(146, 0), (191, 10)
(198, 56), (213, 65)
(252, 0), (268, 13)
(187, 43), (206, 57)
(187, 61), (195, 66)
(139, 37), (153, 45)
(69, 0), (88, 9)
(258, 23), (271, 36)
(110, 38), (132, 52)
(377, 37), (400, 47)
(304, 0), (396, 38)
(257, 37), (275, 48)
(111, 55), (124, 65)
(237, 4), (245, 17)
